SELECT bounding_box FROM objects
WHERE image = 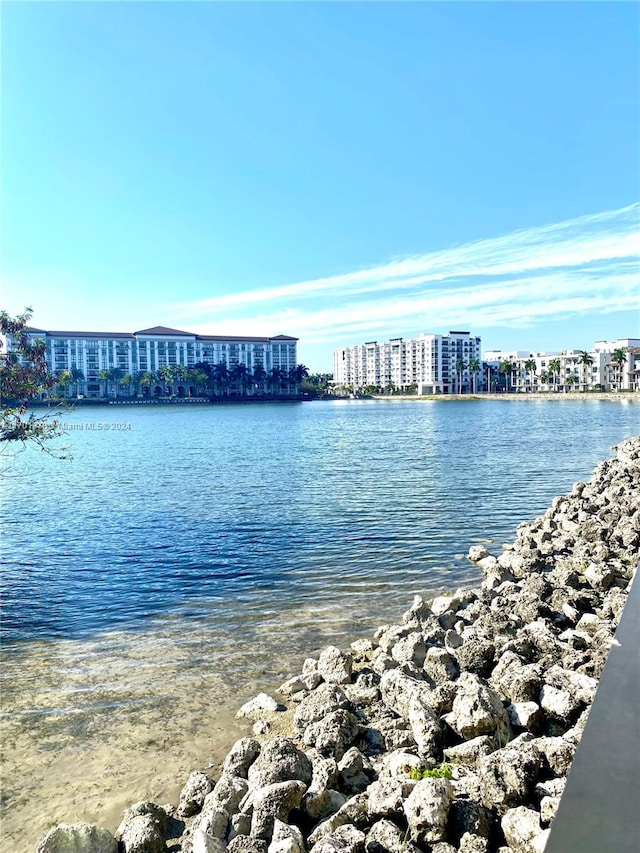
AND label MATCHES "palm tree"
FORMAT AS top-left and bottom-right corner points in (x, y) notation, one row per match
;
(173, 364), (188, 381)
(70, 367), (85, 397)
(610, 347), (627, 391)
(194, 361), (215, 395)
(288, 364), (310, 395)
(158, 365), (174, 396)
(139, 371), (156, 397)
(230, 363), (249, 396)
(109, 368), (124, 398)
(565, 374), (578, 391)
(468, 357), (480, 394)
(268, 367), (285, 396)
(455, 358), (467, 394)
(213, 362), (230, 397)
(524, 359), (537, 393)
(187, 368), (208, 396)
(130, 370), (143, 397)
(485, 363), (495, 394)
(577, 350), (594, 392)
(548, 358), (561, 393)
(119, 373), (132, 398)
(499, 360), (514, 393)
(98, 368), (111, 398)
(252, 363), (267, 396)
(171, 365), (188, 396)
(54, 369), (72, 399)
